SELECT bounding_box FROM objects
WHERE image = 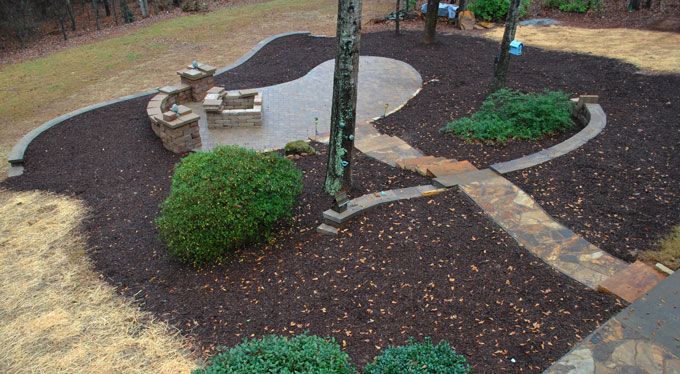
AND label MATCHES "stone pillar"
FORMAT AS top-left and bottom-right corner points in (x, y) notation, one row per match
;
(177, 62), (216, 102)
(156, 105), (202, 153)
